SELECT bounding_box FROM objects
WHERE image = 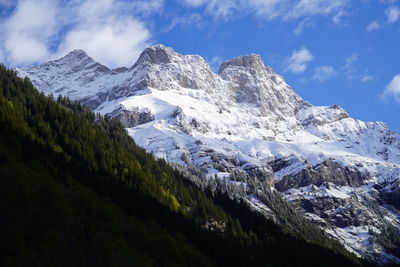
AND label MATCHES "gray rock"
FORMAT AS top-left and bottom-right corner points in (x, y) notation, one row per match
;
(275, 159), (370, 191)
(108, 105), (154, 128)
